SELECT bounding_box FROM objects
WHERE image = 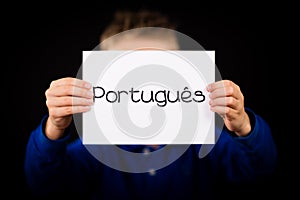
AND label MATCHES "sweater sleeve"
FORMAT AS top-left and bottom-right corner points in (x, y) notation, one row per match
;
(209, 108), (277, 183)
(24, 115), (99, 197)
